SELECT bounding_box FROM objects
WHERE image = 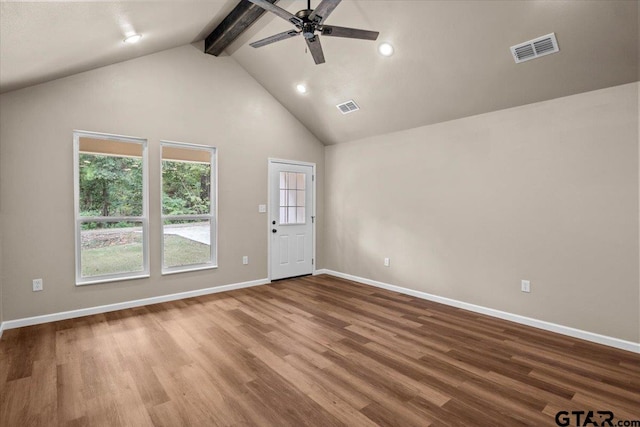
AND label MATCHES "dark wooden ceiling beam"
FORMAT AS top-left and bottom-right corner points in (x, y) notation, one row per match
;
(204, 0), (278, 56)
